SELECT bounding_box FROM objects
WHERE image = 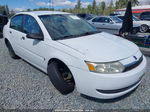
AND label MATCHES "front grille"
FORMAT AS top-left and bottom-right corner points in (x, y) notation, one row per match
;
(123, 55), (143, 72)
